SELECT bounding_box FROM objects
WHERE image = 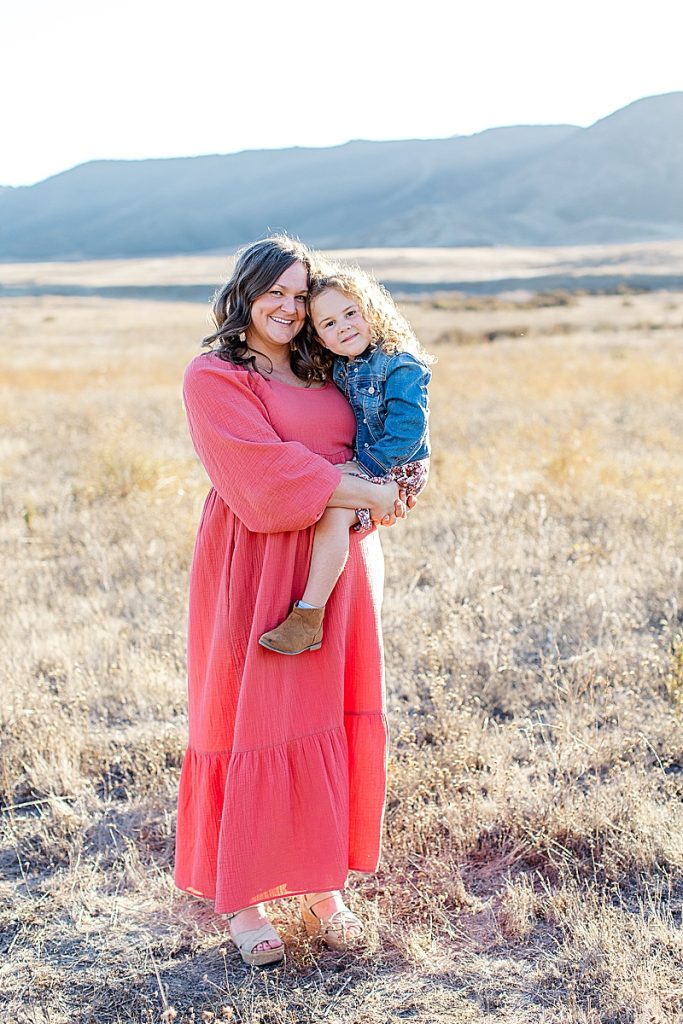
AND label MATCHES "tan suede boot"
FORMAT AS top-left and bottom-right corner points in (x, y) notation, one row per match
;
(258, 604), (325, 655)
